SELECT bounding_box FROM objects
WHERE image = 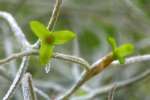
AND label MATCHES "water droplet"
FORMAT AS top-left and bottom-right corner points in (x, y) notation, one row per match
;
(45, 61), (52, 73)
